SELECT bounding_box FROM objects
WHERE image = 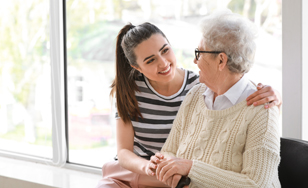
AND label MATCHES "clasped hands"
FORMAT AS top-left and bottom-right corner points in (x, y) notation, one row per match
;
(146, 152), (192, 188)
